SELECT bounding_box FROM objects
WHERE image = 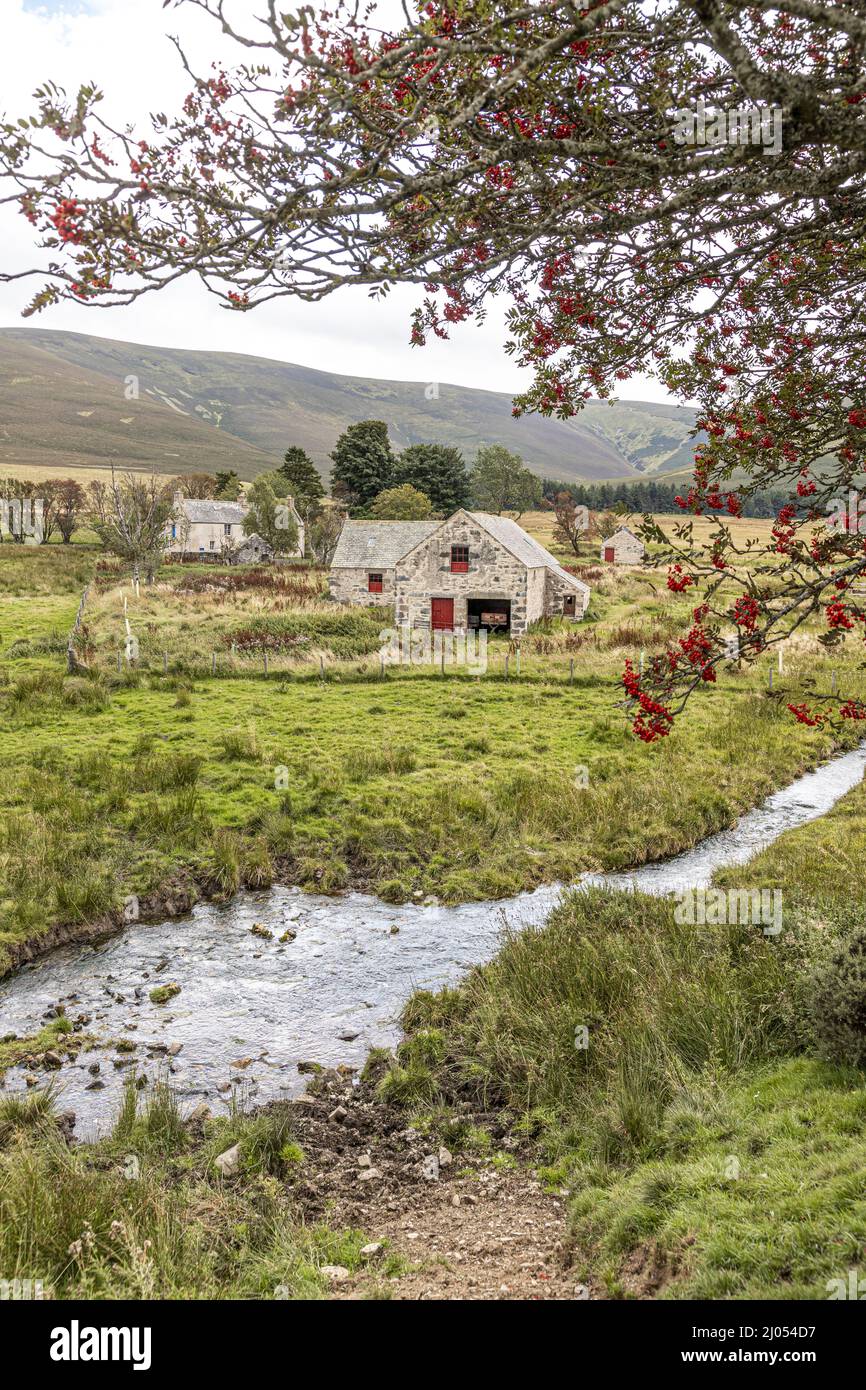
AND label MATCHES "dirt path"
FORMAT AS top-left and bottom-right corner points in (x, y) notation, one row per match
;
(332, 1169), (581, 1301)
(278, 1068), (586, 1301)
